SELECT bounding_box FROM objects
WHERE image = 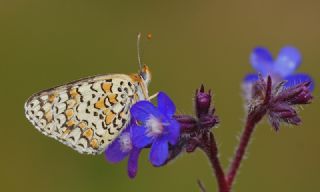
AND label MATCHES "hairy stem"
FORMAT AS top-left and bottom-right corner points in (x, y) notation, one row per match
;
(200, 133), (229, 192)
(226, 113), (263, 187)
(227, 76), (270, 187)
